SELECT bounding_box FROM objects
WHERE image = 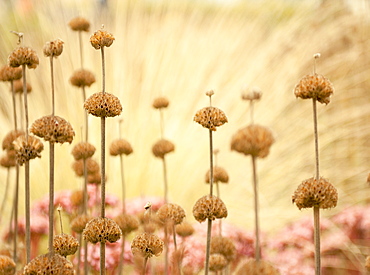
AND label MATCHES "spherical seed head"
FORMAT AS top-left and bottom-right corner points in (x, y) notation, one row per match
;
(193, 195), (228, 223)
(110, 139), (133, 156)
(72, 158), (100, 177)
(83, 217), (121, 244)
(131, 232), (164, 258)
(205, 166), (229, 184)
(84, 92), (122, 117)
(152, 97), (169, 109)
(194, 106), (228, 131)
(70, 189), (84, 207)
(2, 129), (25, 150)
(70, 214), (90, 234)
(0, 65), (22, 81)
(294, 74), (334, 104)
(53, 233), (79, 257)
(175, 222), (194, 237)
(210, 236), (236, 262)
(114, 213), (140, 235)
(206, 90), (215, 97)
(90, 30), (115, 49)
(242, 87), (262, 101)
(152, 139), (175, 158)
(68, 16), (90, 32)
(209, 254), (228, 272)
(70, 69), (96, 88)
(8, 46), (39, 69)
(87, 172), (105, 184)
(230, 124), (275, 158)
(72, 141), (96, 160)
(236, 259), (280, 275)
(13, 135), (44, 165)
(0, 150), (16, 168)
(292, 177), (338, 210)
(43, 39), (64, 57)
(0, 255), (16, 275)
(13, 79), (32, 93)
(23, 253), (74, 275)
(156, 203), (186, 225)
